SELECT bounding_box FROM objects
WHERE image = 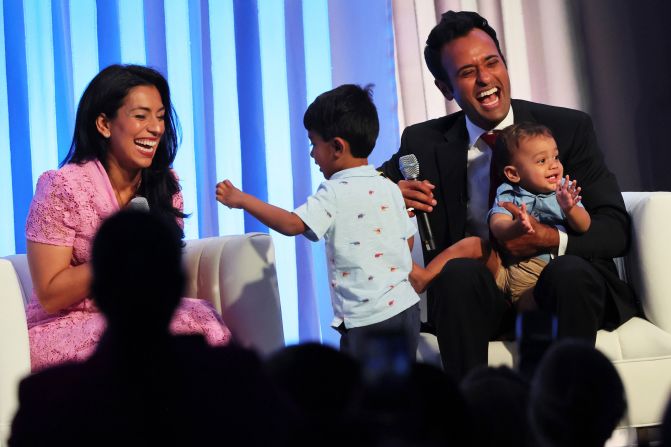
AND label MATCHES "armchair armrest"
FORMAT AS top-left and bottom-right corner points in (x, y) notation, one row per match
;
(621, 192), (671, 333)
(183, 233), (284, 356)
(0, 259), (31, 446)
